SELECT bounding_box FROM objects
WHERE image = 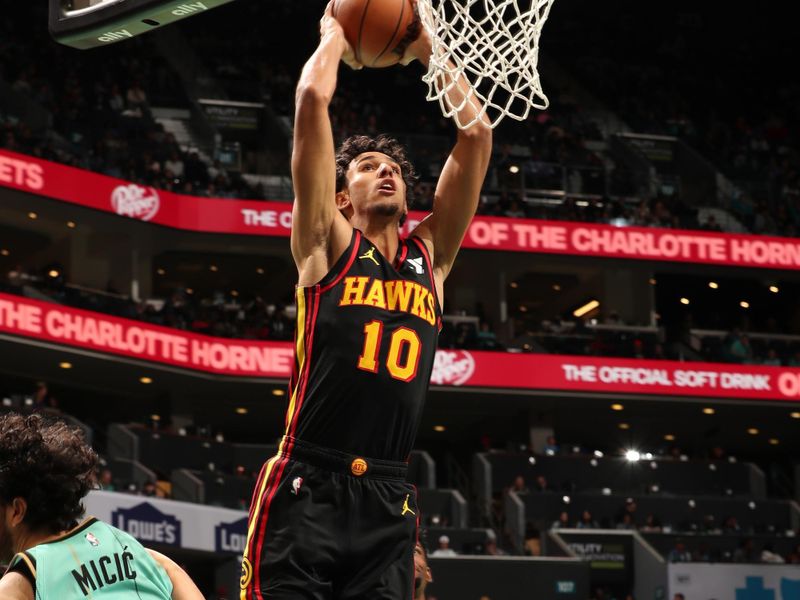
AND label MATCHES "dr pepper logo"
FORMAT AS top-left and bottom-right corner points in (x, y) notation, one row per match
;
(430, 351), (475, 386)
(111, 184), (160, 221)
